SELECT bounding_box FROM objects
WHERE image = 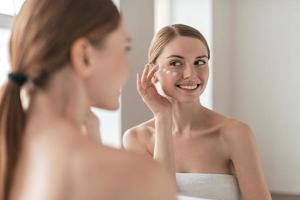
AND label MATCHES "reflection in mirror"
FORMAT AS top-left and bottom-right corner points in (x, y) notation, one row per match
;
(121, 0), (300, 200)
